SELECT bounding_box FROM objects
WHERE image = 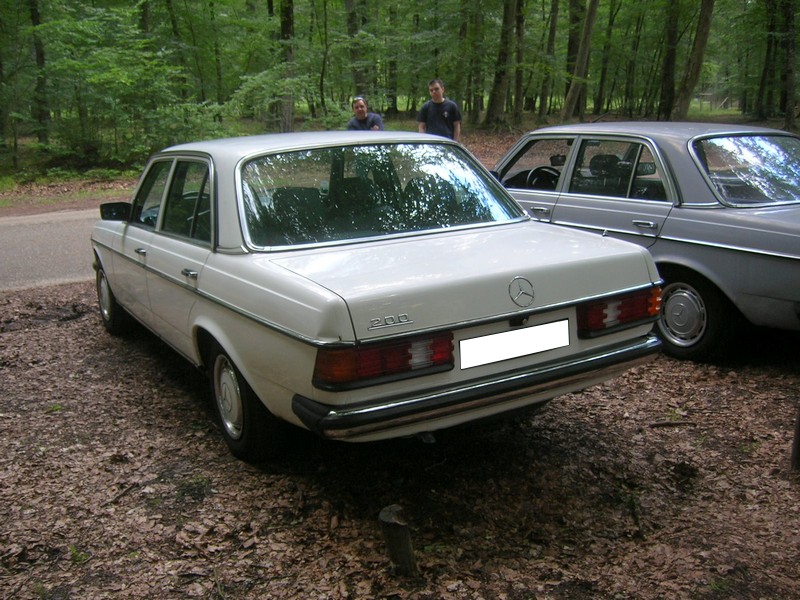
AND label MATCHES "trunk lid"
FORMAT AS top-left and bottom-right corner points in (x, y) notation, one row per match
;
(270, 221), (658, 341)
